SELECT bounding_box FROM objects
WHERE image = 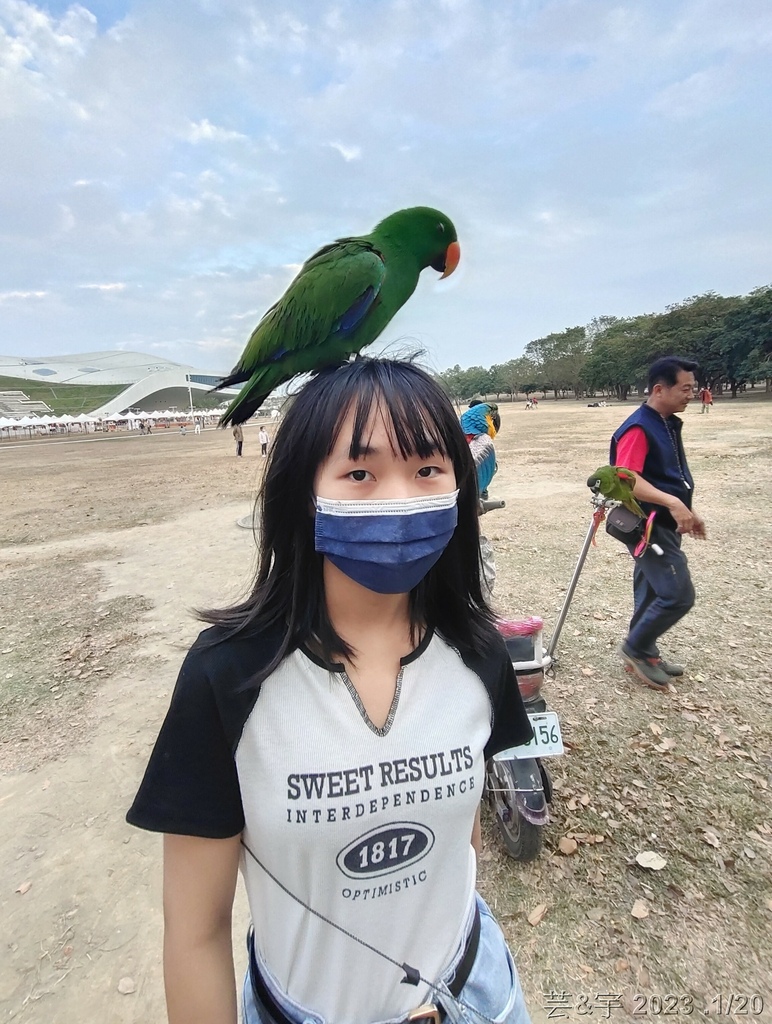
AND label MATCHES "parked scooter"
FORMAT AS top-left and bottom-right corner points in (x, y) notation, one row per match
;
(486, 616), (563, 861)
(476, 498), (564, 861)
